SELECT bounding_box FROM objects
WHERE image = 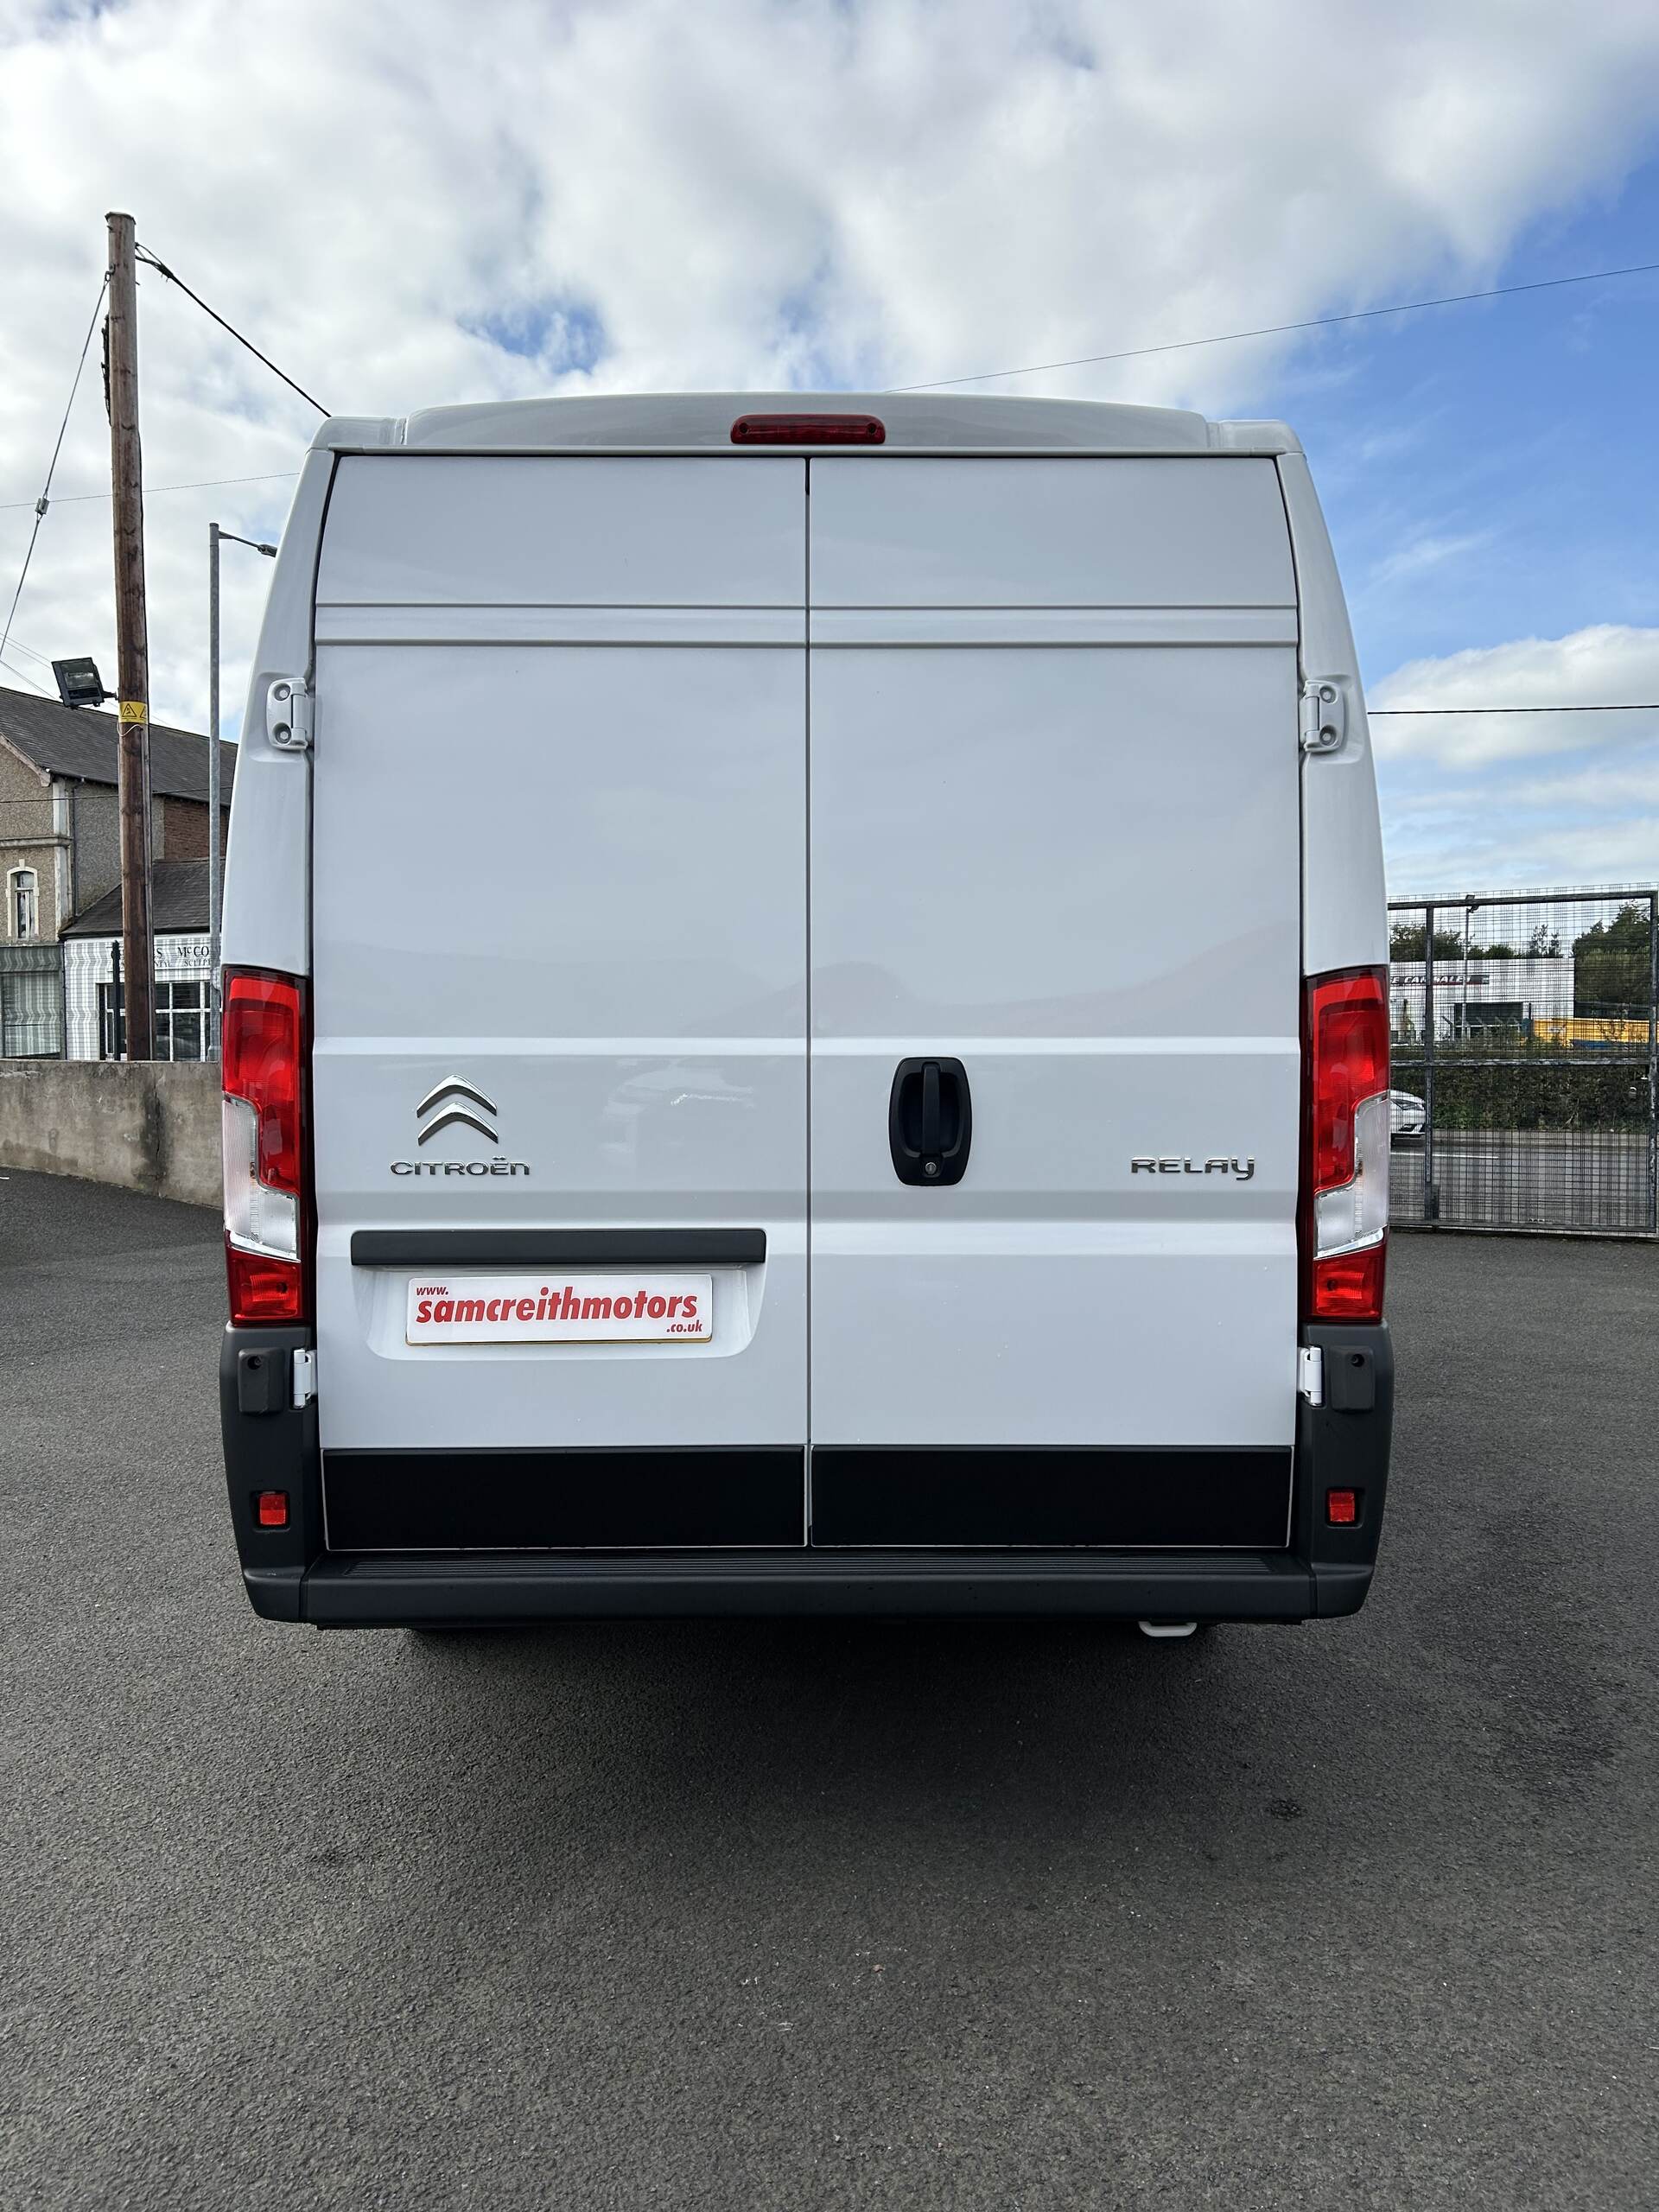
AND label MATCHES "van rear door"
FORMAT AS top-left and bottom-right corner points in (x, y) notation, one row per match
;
(308, 456), (809, 1549)
(805, 457), (1303, 1546)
